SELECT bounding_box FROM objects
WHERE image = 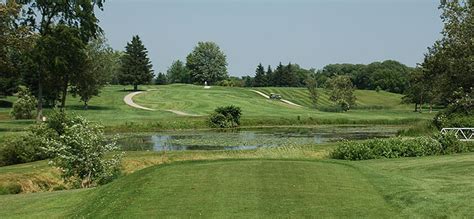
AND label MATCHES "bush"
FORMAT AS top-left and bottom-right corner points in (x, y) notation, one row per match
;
(41, 113), (122, 188)
(208, 105), (242, 128)
(0, 183), (22, 195)
(0, 133), (49, 167)
(433, 89), (473, 129)
(331, 137), (444, 160)
(435, 132), (471, 154)
(10, 86), (37, 119)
